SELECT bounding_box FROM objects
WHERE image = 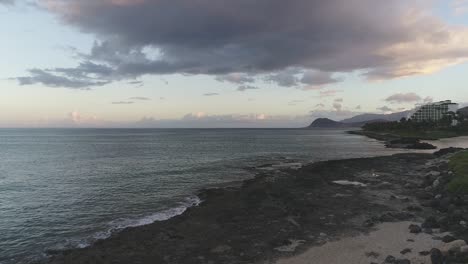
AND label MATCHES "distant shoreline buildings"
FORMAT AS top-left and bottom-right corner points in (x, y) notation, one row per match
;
(408, 100), (459, 124)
